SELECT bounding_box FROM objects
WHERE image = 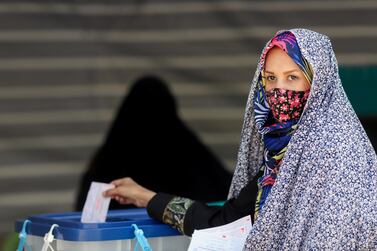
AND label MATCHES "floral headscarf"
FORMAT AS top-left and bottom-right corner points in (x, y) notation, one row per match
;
(253, 31), (312, 220)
